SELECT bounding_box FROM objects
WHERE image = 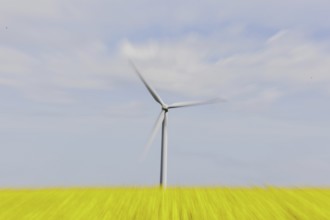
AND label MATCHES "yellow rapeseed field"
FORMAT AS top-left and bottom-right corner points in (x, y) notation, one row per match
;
(0, 187), (329, 219)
